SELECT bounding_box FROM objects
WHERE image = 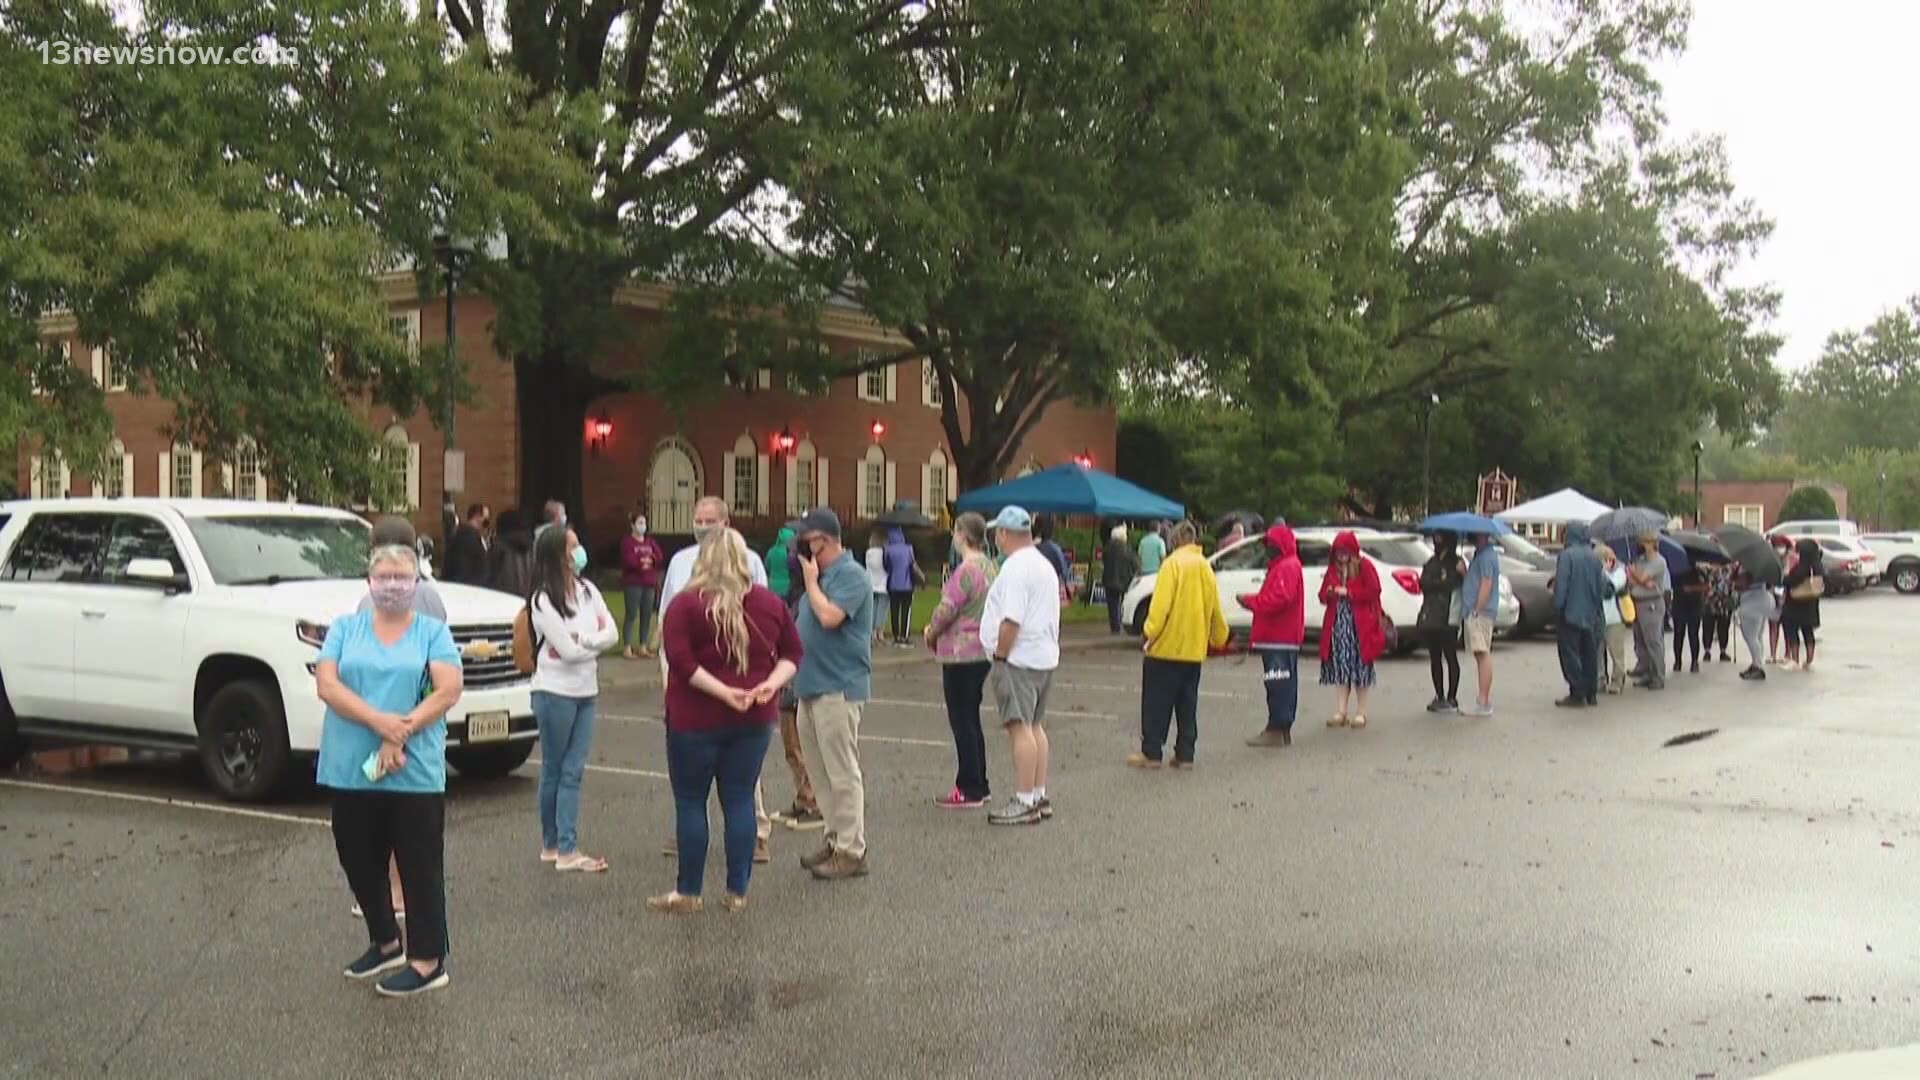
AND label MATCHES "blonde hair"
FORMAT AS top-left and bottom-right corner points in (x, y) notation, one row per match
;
(687, 527), (755, 675)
